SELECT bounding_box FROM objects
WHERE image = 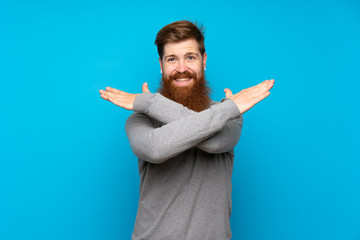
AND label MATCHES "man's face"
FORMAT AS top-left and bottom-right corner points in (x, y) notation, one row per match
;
(159, 39), (207, 88)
